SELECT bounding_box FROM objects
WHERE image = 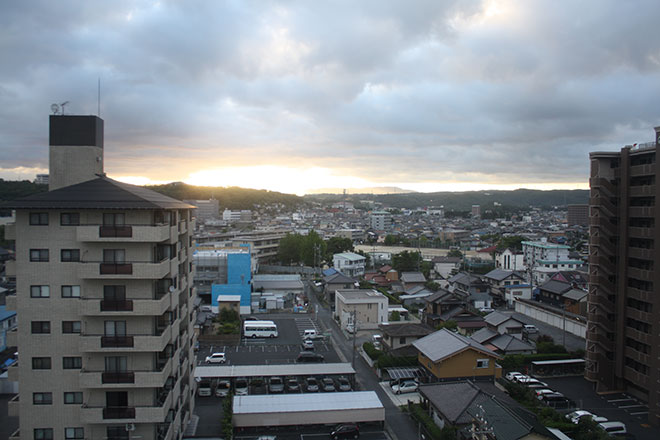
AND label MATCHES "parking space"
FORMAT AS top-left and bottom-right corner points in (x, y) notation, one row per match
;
(378, 381), (422, 406)
(234, 430), (389, 440)
(604, 392), (649, 417)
